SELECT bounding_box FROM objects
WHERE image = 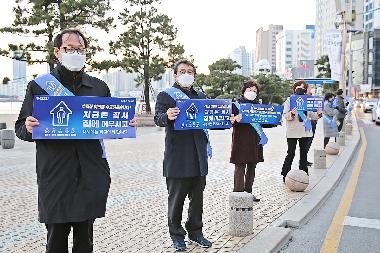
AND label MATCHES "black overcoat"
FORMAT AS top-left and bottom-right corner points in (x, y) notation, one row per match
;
(154, 83), (208, 178)
(15, 65), (111, 223)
